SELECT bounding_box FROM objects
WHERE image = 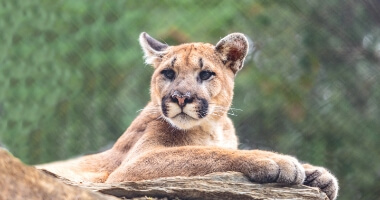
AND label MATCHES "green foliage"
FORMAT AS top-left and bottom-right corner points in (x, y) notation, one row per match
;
(1, 0), (379, 199)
